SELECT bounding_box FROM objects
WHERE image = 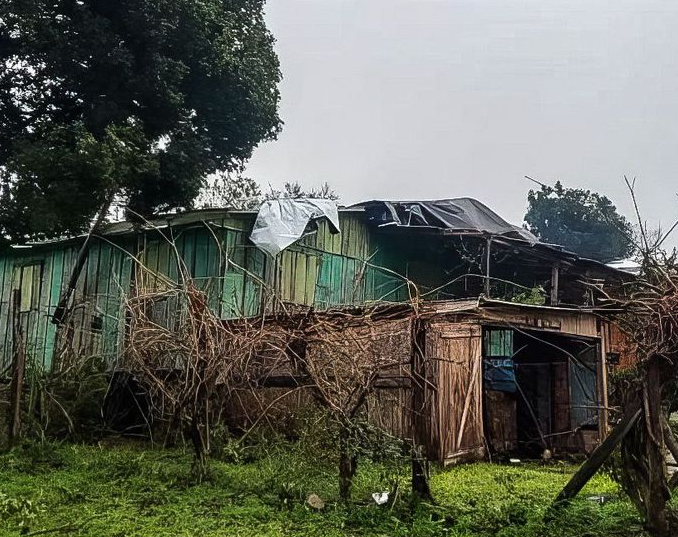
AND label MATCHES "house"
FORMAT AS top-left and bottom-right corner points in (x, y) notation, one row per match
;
(0, 198), (631, 462)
